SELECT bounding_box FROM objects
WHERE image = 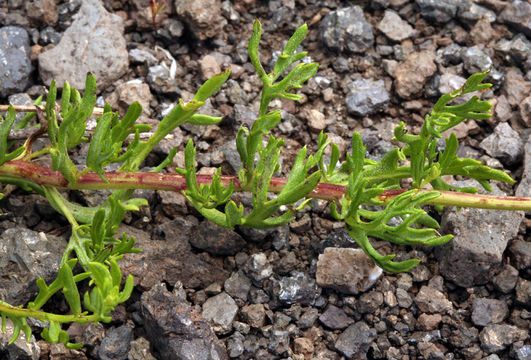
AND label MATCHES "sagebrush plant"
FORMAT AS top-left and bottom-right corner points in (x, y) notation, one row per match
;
(0, 20), (529, 348)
